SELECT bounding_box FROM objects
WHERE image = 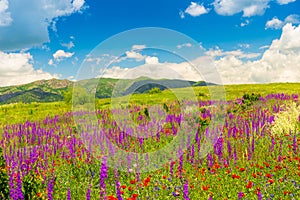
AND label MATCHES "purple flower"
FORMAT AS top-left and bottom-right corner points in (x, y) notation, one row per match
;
(257, 191), (262, 200)
(67, 188), (71, 200)
(183, 180), (190, 200)
(238, 191), (244, 199)
(100, 157), (108, 199)
(47, 176), (55, 200)
(293, 134), (297, 154)
(86, 186), (91, 200)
